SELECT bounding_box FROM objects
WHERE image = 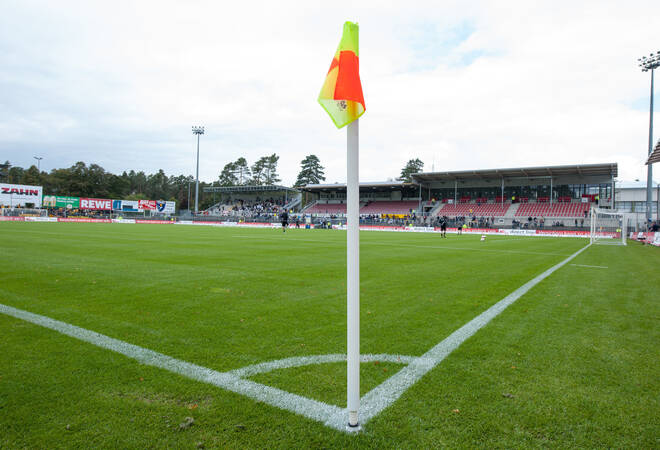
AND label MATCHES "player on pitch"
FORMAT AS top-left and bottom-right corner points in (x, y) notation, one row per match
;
(439, 216), (447, 238)
(281, 210), (289, 233)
